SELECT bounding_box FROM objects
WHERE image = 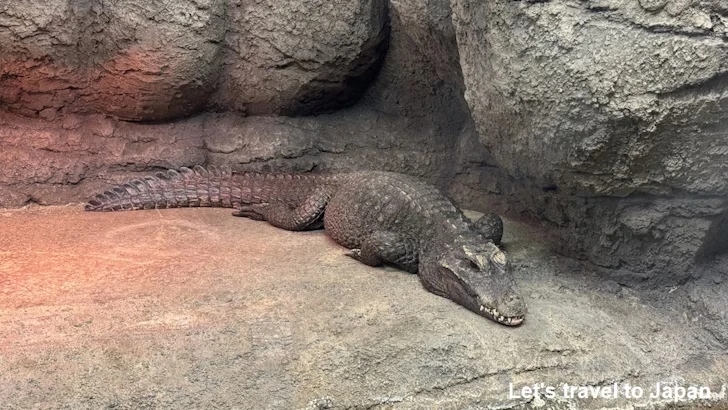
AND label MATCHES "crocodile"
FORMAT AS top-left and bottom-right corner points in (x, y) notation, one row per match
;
(86, 166), (527, 326)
